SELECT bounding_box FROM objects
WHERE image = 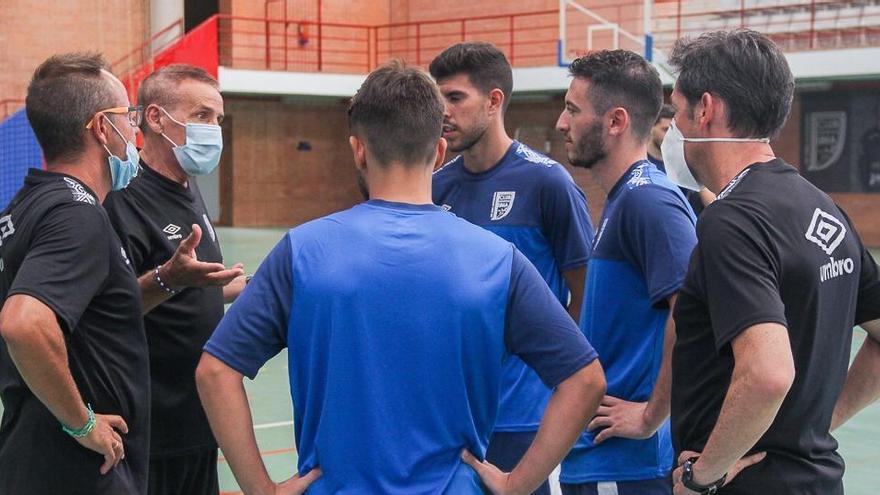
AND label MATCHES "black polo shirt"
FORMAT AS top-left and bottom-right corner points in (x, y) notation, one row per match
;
(672, 159), (880, 494)
(104, 162), (224, 458)
(0, 169), (150, 494)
